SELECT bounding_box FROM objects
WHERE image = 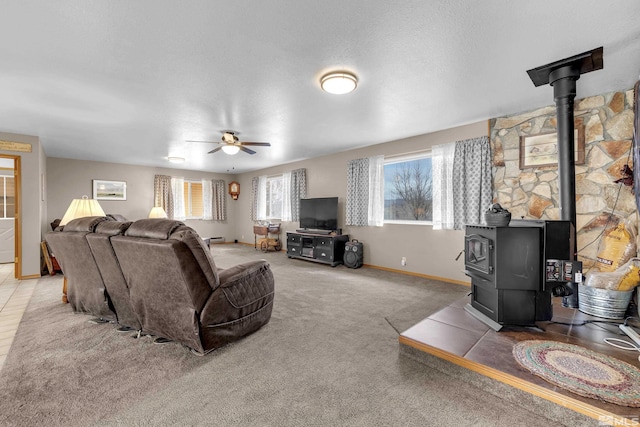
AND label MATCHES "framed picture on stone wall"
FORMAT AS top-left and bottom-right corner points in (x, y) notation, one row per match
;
(519, 122), (585, 169)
